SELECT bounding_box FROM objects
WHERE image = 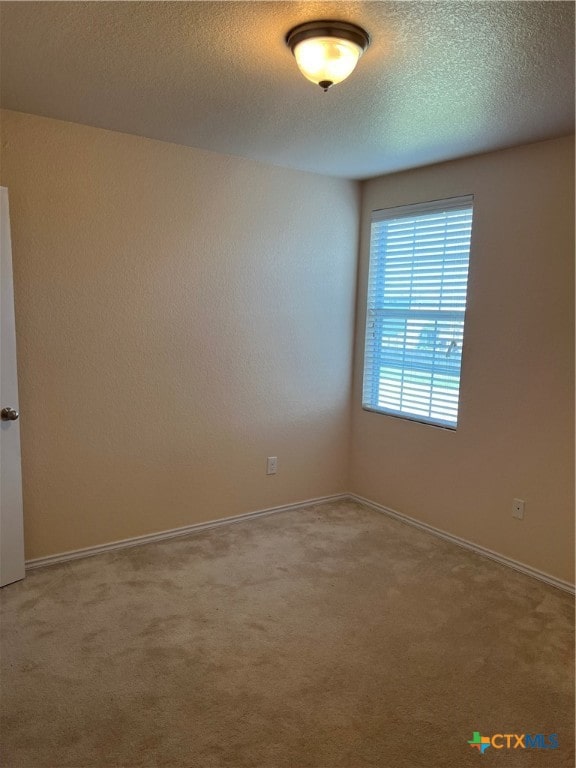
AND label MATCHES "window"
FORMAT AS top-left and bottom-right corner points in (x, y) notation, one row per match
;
(362, 195), (473, 429)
